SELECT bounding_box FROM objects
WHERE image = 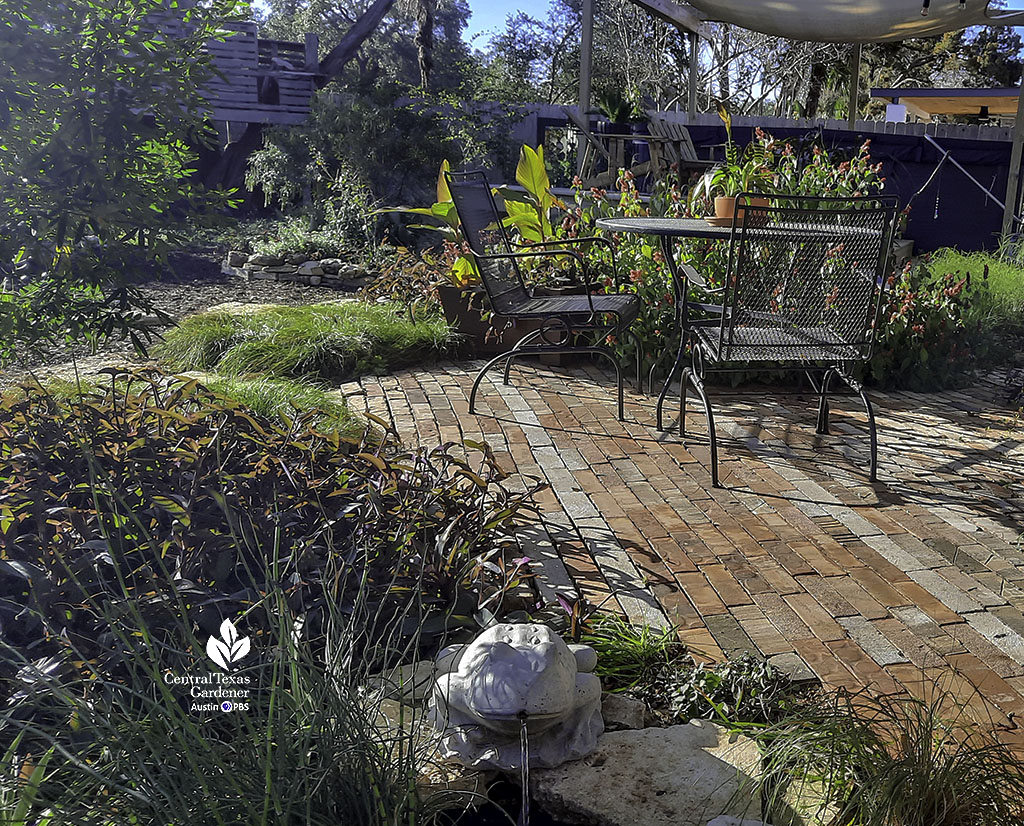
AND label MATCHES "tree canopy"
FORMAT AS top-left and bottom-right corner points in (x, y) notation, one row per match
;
(0, 0), (241, 361)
